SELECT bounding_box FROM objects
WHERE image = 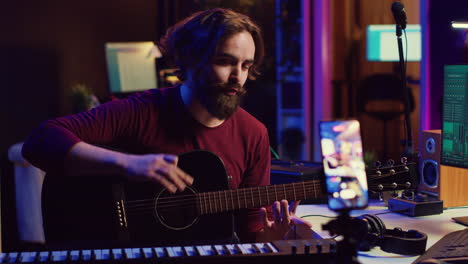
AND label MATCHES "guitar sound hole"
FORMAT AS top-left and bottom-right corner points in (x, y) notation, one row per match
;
(155, 187), (199, 230)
